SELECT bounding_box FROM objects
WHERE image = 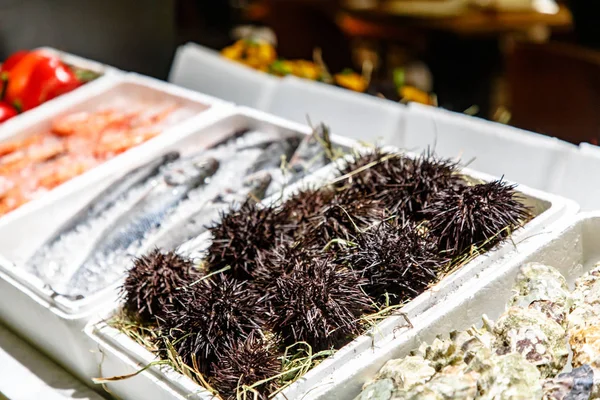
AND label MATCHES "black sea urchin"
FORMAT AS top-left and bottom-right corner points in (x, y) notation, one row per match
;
(344, 222), (444, 304)
(205, 201), (285, 280)
(268, 258), (372, 351)
(399, 151), (463, 217)
(422, 179), (531, 256)
(211, 332), (281, 400)
(337, 149), (463, 219)
(162, 274), (265, 373)
(305, 189), (384, 245)
(120, 249), (197, 323)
